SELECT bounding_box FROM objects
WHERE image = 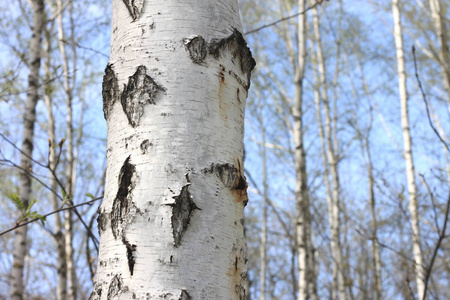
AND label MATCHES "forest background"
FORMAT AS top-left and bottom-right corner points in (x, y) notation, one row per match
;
(0, 0), (449, 299)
